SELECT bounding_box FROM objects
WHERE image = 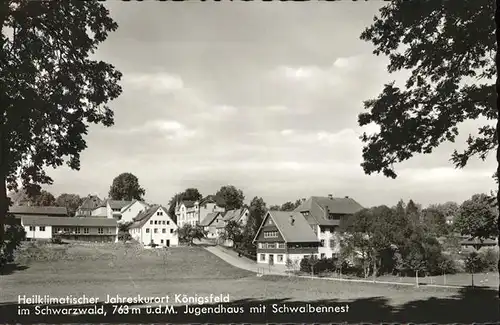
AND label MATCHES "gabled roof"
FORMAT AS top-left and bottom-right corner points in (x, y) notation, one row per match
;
(253, 211), (318, 243)
(294, 196), (364, 226)
(200, 195), (225, 207)
(21, 215), (117, 227)
(108, 200), (133, 210)
(199, 212), (221, 227)
(8, 206), (68, 216)
(120, 199), (149, 212)
(129, 205), (174, 229)
(222, 208), (248, 223)
(78, 195), (102, 211)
